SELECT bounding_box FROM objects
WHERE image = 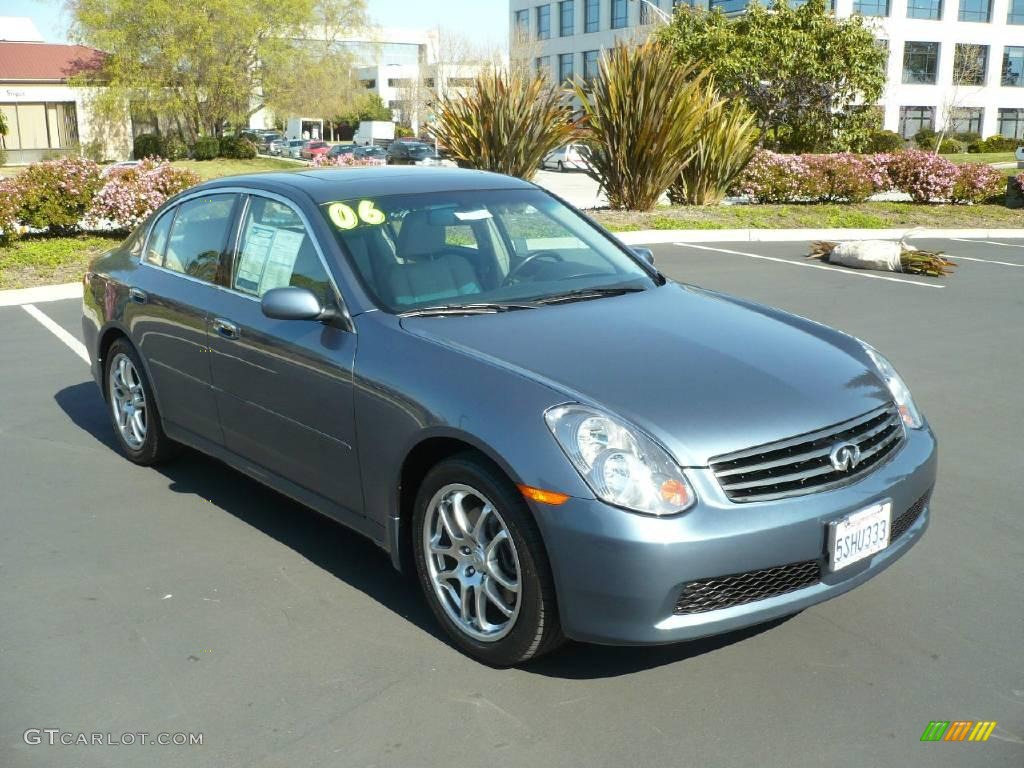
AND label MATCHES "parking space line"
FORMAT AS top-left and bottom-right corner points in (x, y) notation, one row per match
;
(949, 238), (1024, 250)
(946, 254), (1024, 268)
(21, 304), (90, 364)
(672, 243), (945, 289)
